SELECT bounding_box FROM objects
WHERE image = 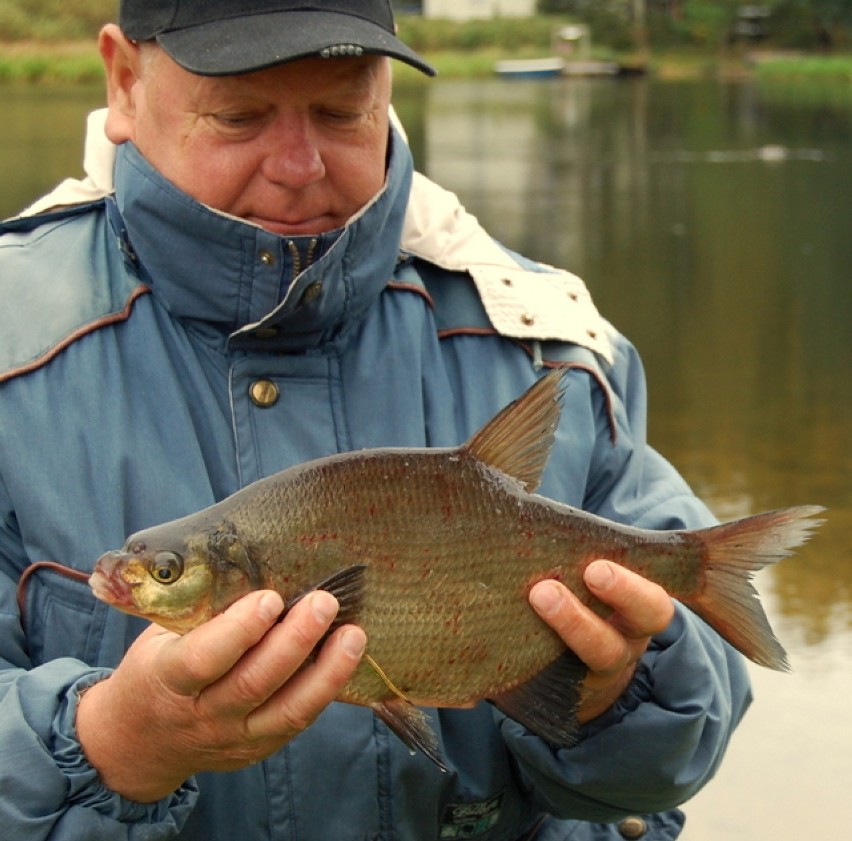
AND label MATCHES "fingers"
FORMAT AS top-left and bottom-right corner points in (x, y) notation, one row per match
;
(529, 561), (678, 723)
(584, 560), (675, 637)
(530, 579), (627, 674)
(529, 561), (674, 674)
(159, 589), (289, 697)
(202, 589), (337, 709)
(244, 623), (366, 740)
(78, 587), (366, 802)
(179, 589), (364, 711)
(180, 587), (365, 742)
